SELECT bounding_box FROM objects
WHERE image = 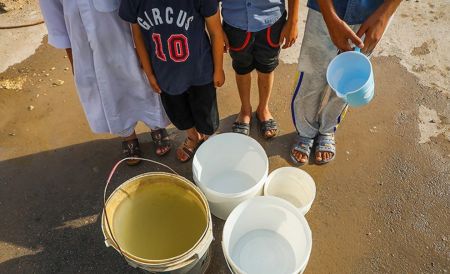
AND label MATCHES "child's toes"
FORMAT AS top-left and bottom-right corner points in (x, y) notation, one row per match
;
(301, 154), (308, 163)
(316, 152), (322, 161)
